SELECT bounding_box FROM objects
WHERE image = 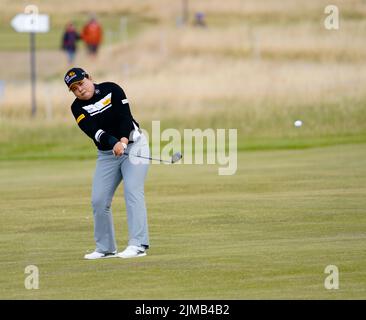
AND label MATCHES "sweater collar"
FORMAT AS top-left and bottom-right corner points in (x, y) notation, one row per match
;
(94, 83), (101, 95)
